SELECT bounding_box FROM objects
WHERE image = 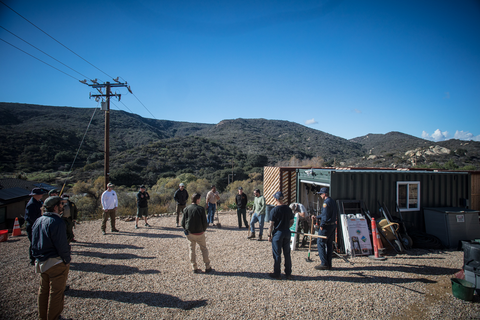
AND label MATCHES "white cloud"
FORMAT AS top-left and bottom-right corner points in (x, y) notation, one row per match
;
(305, 118), (318, 125)
(422, 129), (449, 141)
(422, 129), (480, 142)
(353, 108), (362, 113)
(454, 130), (480, 141)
